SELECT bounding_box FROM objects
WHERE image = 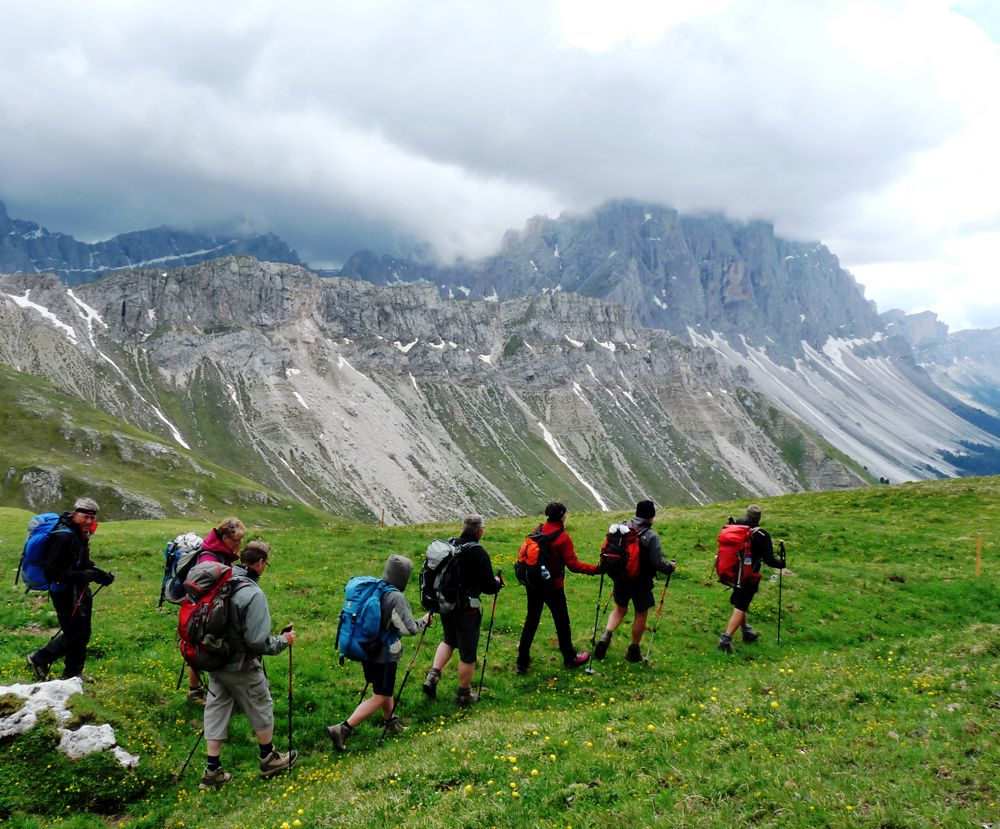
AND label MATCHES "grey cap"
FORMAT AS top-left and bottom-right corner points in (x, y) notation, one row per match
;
(382, 554), (413, 591)
(745, 504), (762, 523)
